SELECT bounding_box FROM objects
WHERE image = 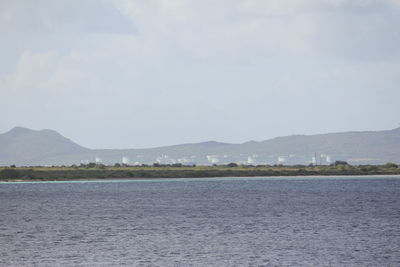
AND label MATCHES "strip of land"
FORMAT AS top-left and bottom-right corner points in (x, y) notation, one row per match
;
(1, 162), (400, 182)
